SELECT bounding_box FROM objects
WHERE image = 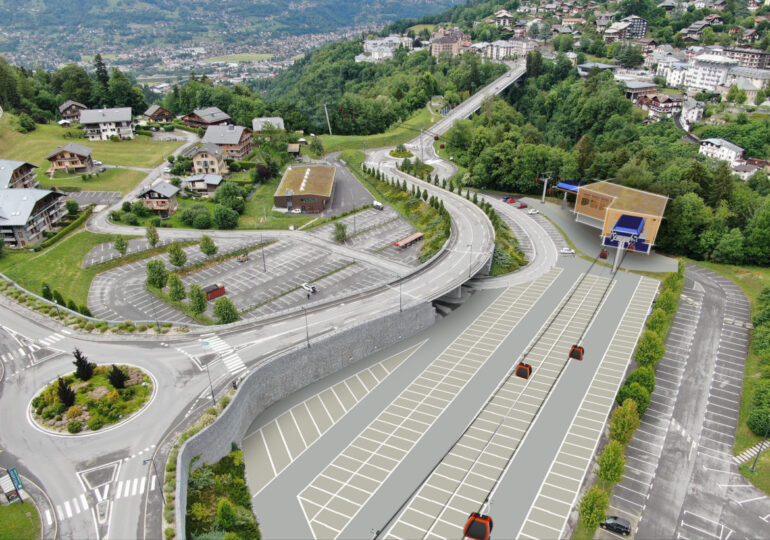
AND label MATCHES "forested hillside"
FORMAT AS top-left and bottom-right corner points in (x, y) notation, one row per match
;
(443, 53), (770, 265)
